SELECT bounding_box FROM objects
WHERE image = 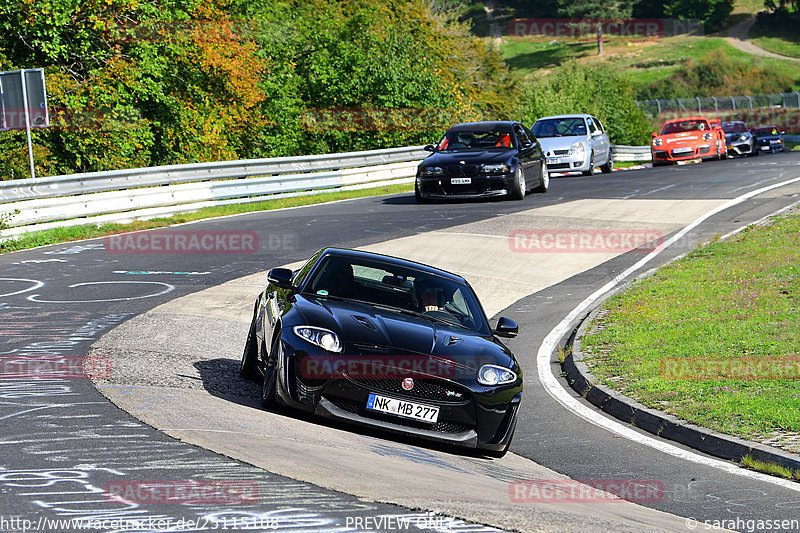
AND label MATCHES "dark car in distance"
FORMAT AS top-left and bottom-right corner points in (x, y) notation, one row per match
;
(241, 248), (523, 456)
(720, 121), (758, 157)
(752, 126), (786, 153)
(415, 121), (547, 202)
